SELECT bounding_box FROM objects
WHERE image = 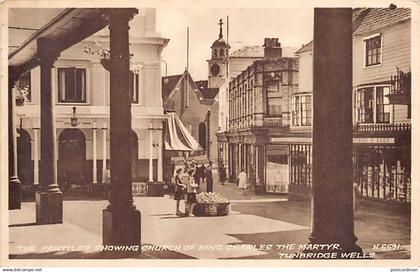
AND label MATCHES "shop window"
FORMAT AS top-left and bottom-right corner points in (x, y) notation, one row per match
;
(58, 67), (86, 103)
(290, 144), (312, 187)
(291, 94), (312, 126)
(365, 35), (382, 67)
(266, 145), (289, 193)
(354, 146), (411, 202)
